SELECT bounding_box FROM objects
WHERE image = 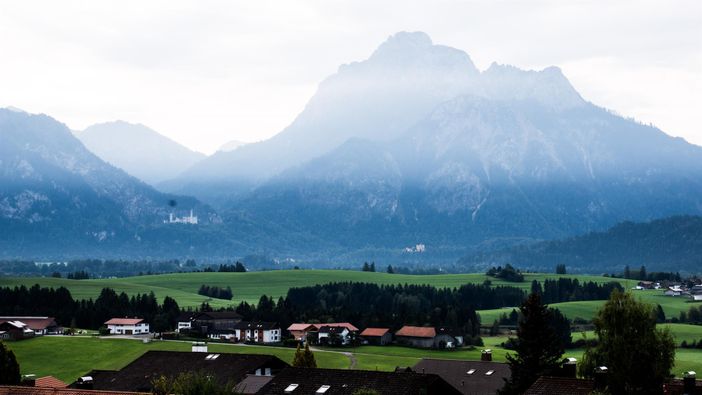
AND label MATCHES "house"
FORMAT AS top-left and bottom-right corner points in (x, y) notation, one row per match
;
(175, 312), (194, 333)
(287, 323), (317, 341)
(360, 327), (392, 345)
(395, 326), (436, 348)
(234, 321), (282, 344)
(665, 285), (684, 296)
(0, 320), (34, 340)
(256, 367), (462, 395)
(190, 311), (242, 335)
(287, 322), (359, 342)
(435, 327), (464, 348)
(317, 325), (352, 346)
(104, 318), (149, 335)
(413, 358), (510, 395)
(70, 351), (288, 394)
(0, 317), (59, 335)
